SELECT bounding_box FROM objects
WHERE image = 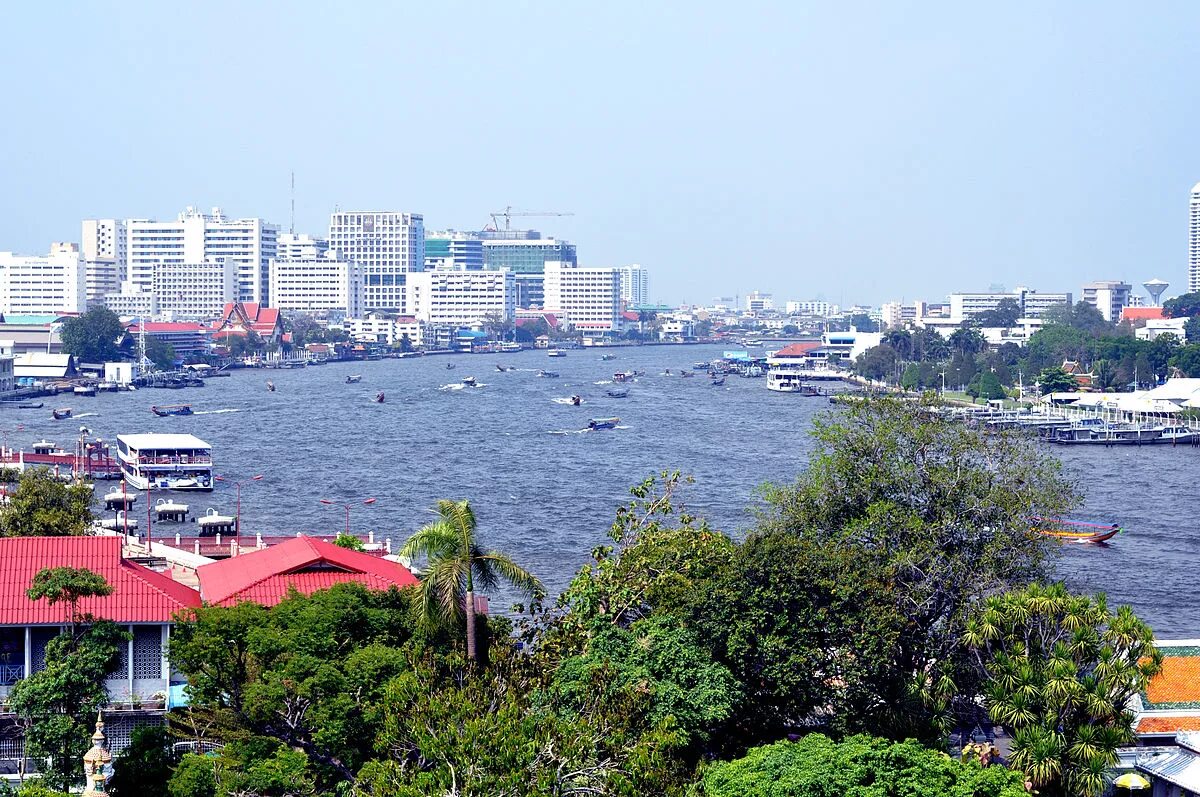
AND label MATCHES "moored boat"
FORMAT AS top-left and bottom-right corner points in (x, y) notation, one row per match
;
(116, 433), (213, 491)
(150, 405), (193, 417)
(73, 385), (98, 397)
(588, 417), (620, 430)
(1033, 517), (1122, 544)
(17, 402), (43, 409)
